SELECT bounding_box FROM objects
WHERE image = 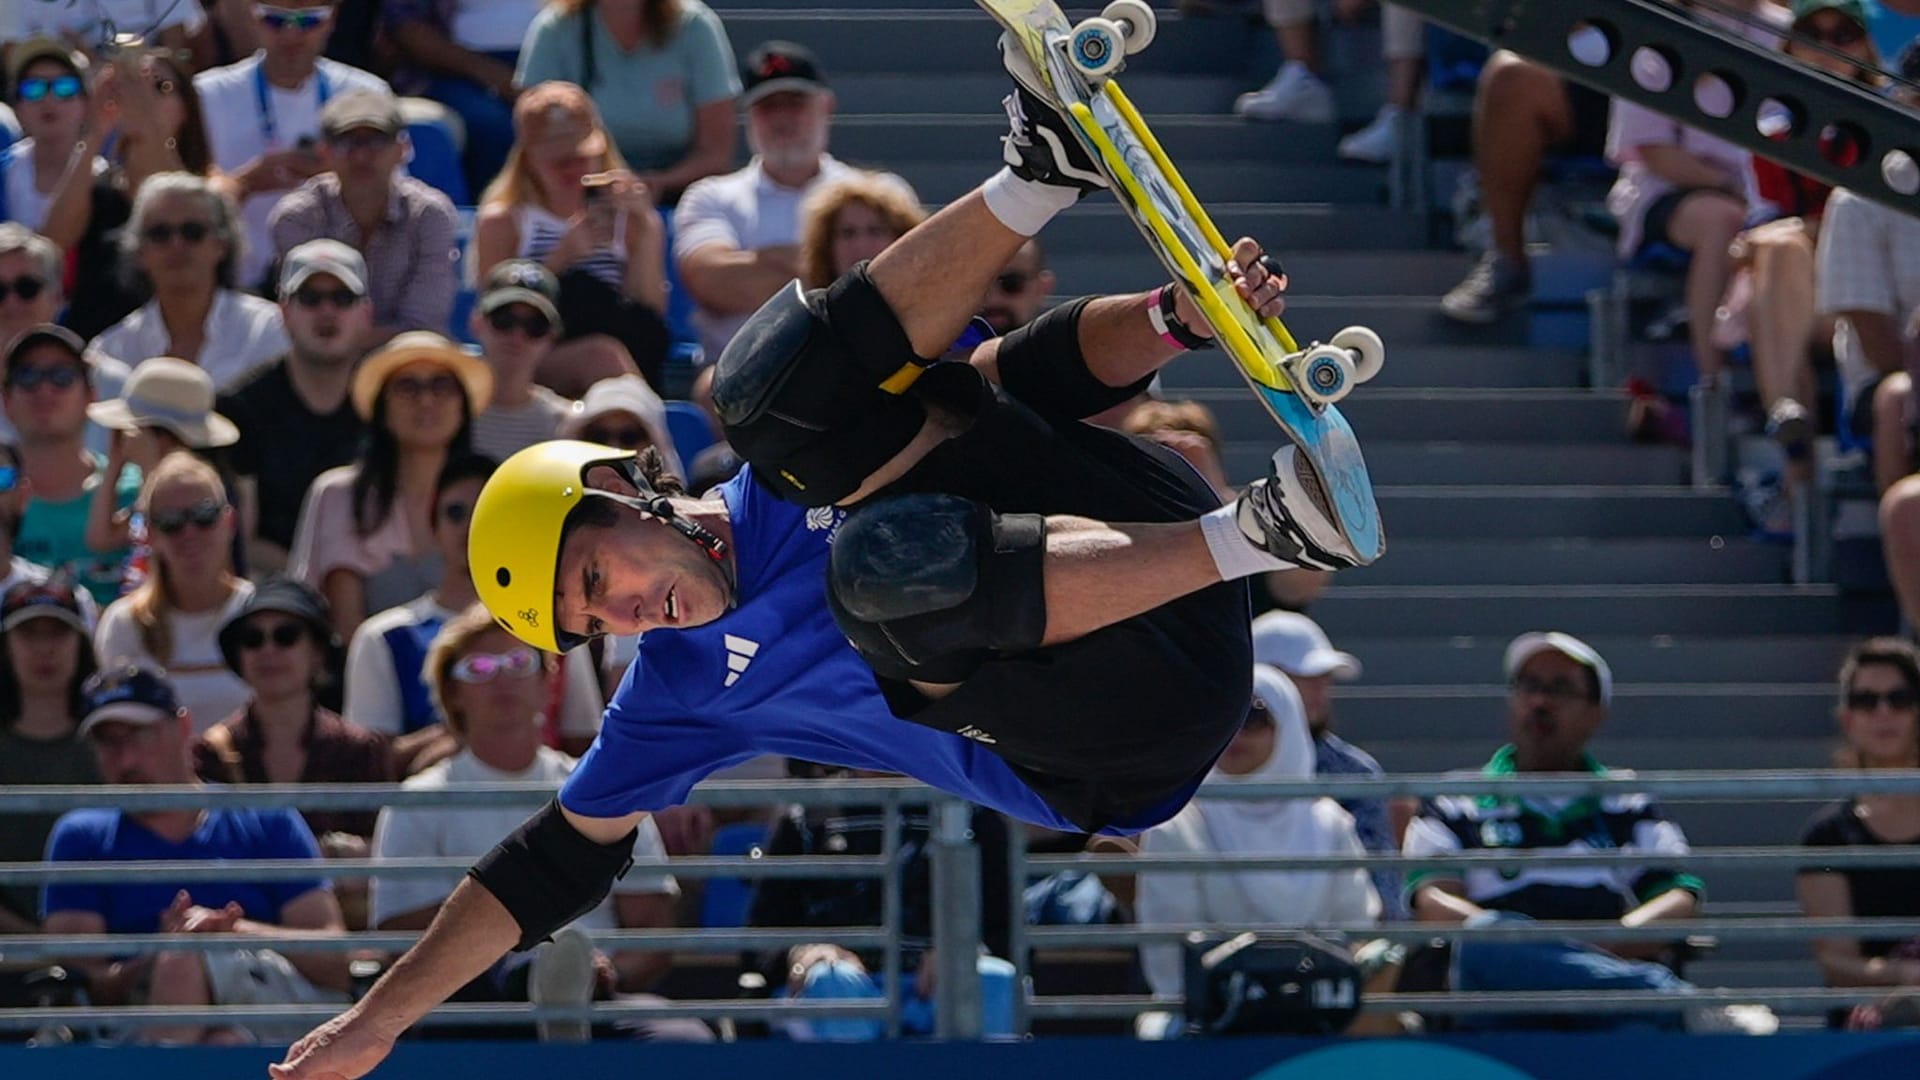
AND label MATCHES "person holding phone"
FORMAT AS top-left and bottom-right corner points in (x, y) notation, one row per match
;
(472, 81), (670, 395)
